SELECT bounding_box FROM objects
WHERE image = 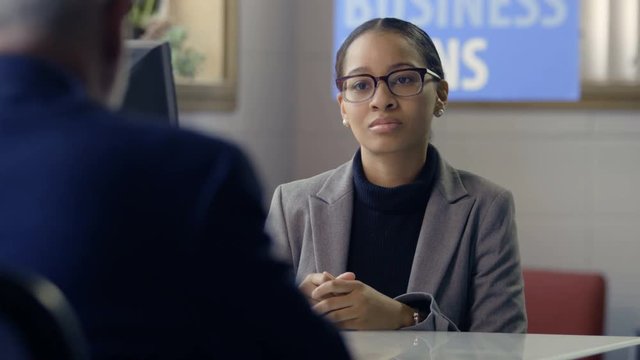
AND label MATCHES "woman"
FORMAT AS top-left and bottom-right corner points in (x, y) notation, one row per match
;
(267, 18), (526, 332)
